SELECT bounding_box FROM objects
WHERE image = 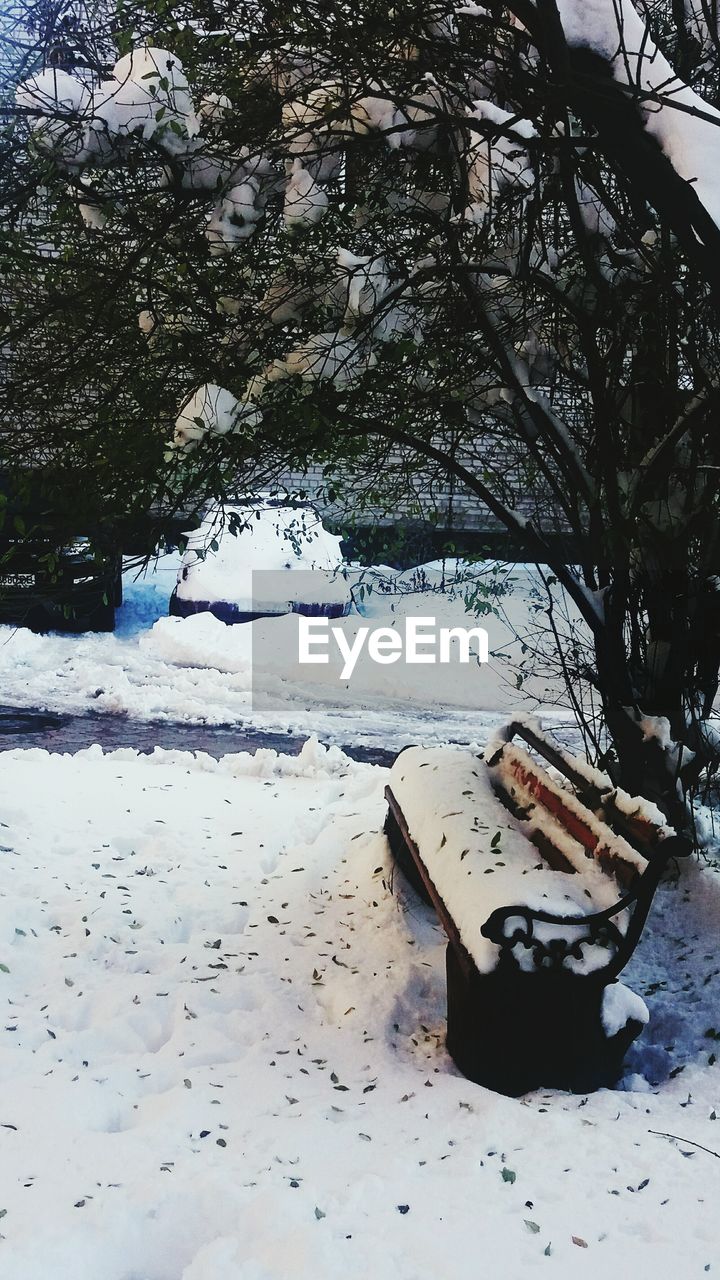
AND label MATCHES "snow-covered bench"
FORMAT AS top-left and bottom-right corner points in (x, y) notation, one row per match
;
(384, 720), (690, 1095)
